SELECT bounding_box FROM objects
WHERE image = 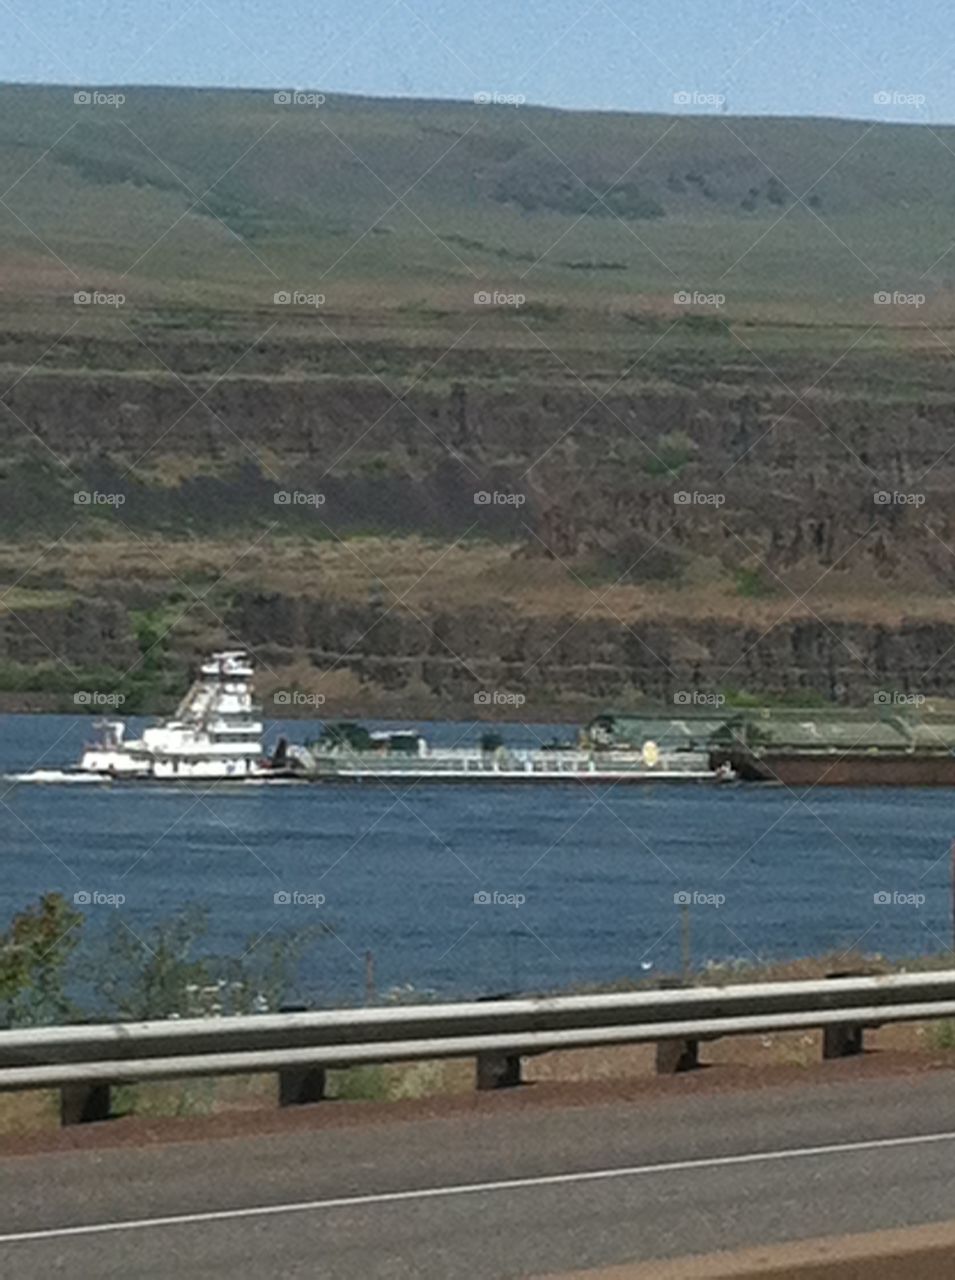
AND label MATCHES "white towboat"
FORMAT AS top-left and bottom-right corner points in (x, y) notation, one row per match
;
(10, 650), (278, 784)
